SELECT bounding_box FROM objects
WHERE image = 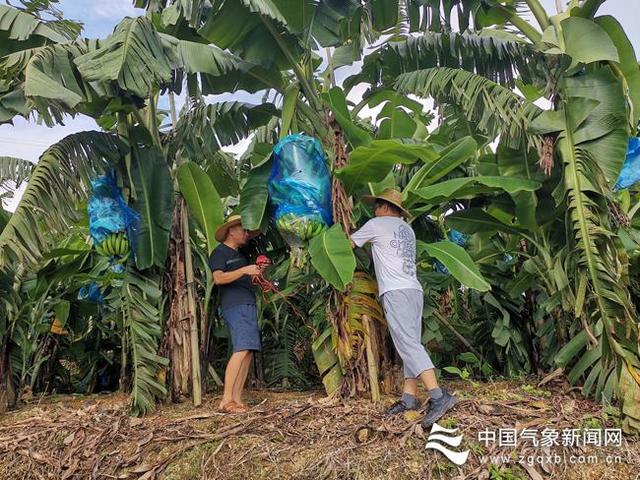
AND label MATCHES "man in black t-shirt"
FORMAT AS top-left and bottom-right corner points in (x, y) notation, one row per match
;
(209, 214), (262, 413)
